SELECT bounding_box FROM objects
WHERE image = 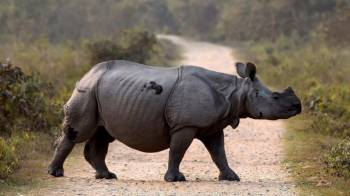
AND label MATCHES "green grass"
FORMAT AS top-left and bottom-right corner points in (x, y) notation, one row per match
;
(284, 116), (350, 196)
(0, 133), (53, 195)
(237, 34), (350, 195)
(0, 136), (84, 195)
